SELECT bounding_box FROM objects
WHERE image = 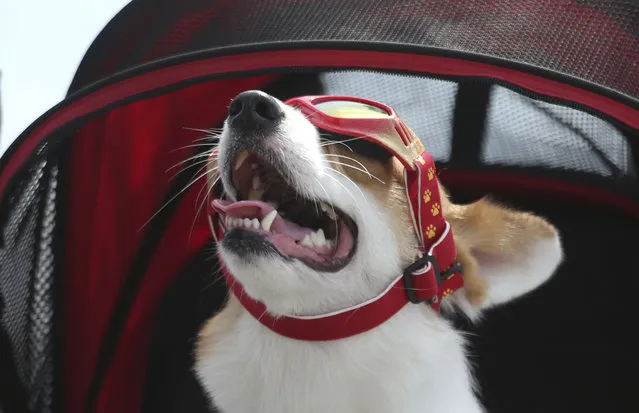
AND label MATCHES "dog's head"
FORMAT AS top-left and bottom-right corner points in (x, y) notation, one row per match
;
(208, 90), (563, 319)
